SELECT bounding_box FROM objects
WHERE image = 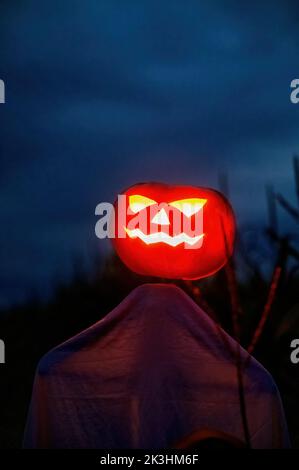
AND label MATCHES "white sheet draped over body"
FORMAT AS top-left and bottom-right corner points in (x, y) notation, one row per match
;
(23, 284), (290, 449)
